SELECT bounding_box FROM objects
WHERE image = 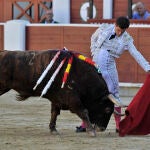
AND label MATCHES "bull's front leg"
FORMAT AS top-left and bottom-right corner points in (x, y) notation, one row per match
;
(70, 98), (96, 137)
(77, 109), (96, 137)
(49, 103), (60, 134)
